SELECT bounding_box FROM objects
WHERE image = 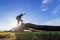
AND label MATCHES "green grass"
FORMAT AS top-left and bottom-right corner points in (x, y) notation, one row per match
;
(15, 31), (60, 40)
(16, 31), (60, 36)
(0, 31), (60, 40)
